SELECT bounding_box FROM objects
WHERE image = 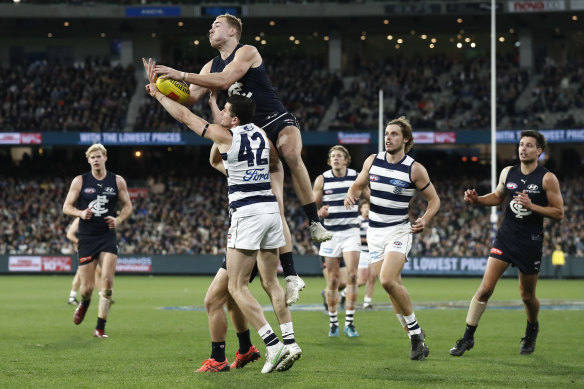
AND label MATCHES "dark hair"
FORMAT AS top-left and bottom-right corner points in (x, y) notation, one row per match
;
(520, 130), (546, 151)
(226, 95), (255, 125)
